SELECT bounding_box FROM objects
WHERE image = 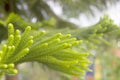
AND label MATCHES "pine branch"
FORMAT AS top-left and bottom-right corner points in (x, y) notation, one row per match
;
(0, 23), (92, 79)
